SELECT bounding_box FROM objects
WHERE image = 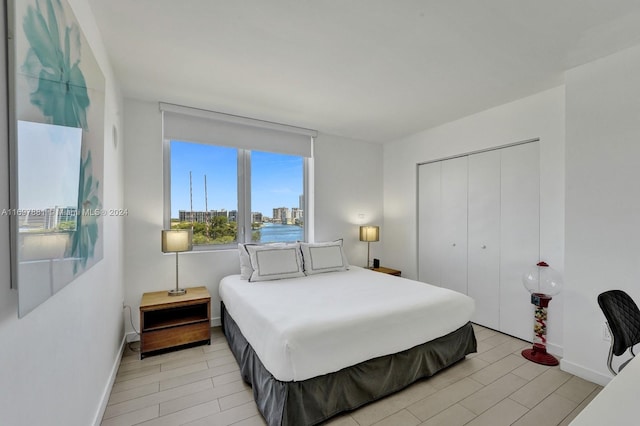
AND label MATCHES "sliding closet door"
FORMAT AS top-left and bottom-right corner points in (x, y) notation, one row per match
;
(500, 142), (540, 341)
(467, 151), (501, 329)
(417, 162), (442, 285)
(439, 157), (468, 295)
